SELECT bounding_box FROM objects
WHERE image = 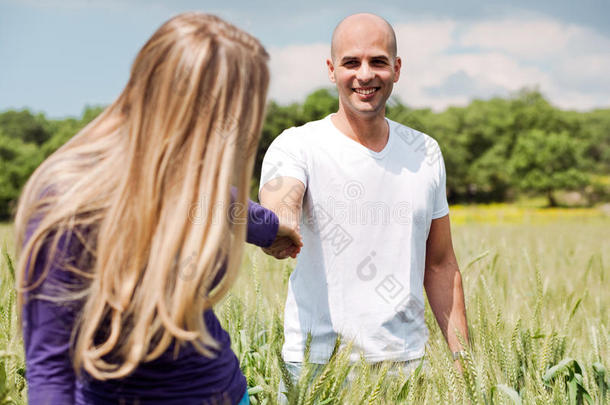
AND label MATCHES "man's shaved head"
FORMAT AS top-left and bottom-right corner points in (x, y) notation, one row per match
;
(330, 13), (397, 62)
